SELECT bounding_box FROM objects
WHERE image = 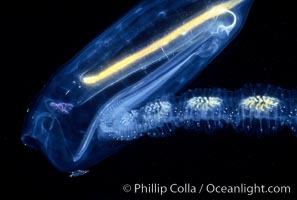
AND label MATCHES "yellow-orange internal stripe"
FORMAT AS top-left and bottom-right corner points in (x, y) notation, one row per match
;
(82, 0), (242, 84)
